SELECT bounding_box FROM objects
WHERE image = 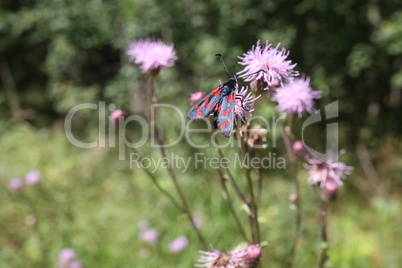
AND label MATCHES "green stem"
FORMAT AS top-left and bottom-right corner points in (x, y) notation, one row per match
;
(147, 75), (207, 249)
(281, 119), (302, 268)
(216, 167), (250, 242)
(240, 136), (260, 244)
